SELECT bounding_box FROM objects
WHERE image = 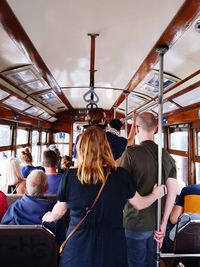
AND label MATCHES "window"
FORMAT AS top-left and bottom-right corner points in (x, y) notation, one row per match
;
(0, 125), (11, 146)
(154, 133), (164, 147)
(57, 144), (69, 156)
(197, 131), (200, 156)
(17, 129), (28, 145)
(54, 132), (69, 143)
(171, 154), (188, 185)
(41, 131), (47, 143)
(169, 125), (188, 151)
(0, 151), (11, 175)
(196, 162), (200, 184)
(32, 130), (39, 144)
